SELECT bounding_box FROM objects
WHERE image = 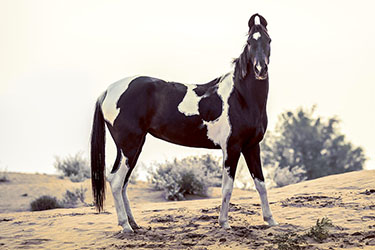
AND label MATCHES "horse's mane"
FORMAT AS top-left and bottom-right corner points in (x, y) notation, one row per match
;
(233, 25), (268, 83)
